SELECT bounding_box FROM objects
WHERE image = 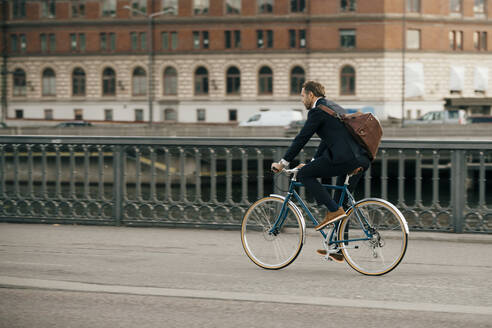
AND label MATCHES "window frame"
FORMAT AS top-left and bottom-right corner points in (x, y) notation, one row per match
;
(258, 66), (273, 95)
(340, 65), (356, 96)
(42, 68), (56, 97)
